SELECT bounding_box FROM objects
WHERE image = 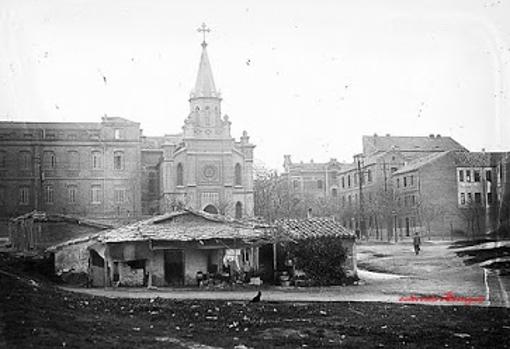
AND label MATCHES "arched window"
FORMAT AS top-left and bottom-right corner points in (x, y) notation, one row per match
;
(91, 151), (102, 169)
(43, 151), (56, 169)
(317, 179), (323, 189)
(113, 151), (124, 170)
(367, 169), (372, 183)
(203, 204), (218, 214)
(176, 163), (184, 186)
(235, 202), (243, 219)
(234, 163), (242, 186)
(347, 175), (351, 187)
(331, 188), (338, 197)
